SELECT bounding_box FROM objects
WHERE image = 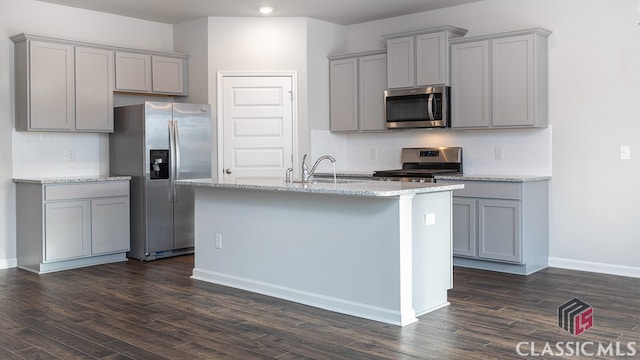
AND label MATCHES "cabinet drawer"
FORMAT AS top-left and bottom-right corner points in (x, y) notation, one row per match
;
(439, 180), (522, 200)
(45, 181), (129, 201)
